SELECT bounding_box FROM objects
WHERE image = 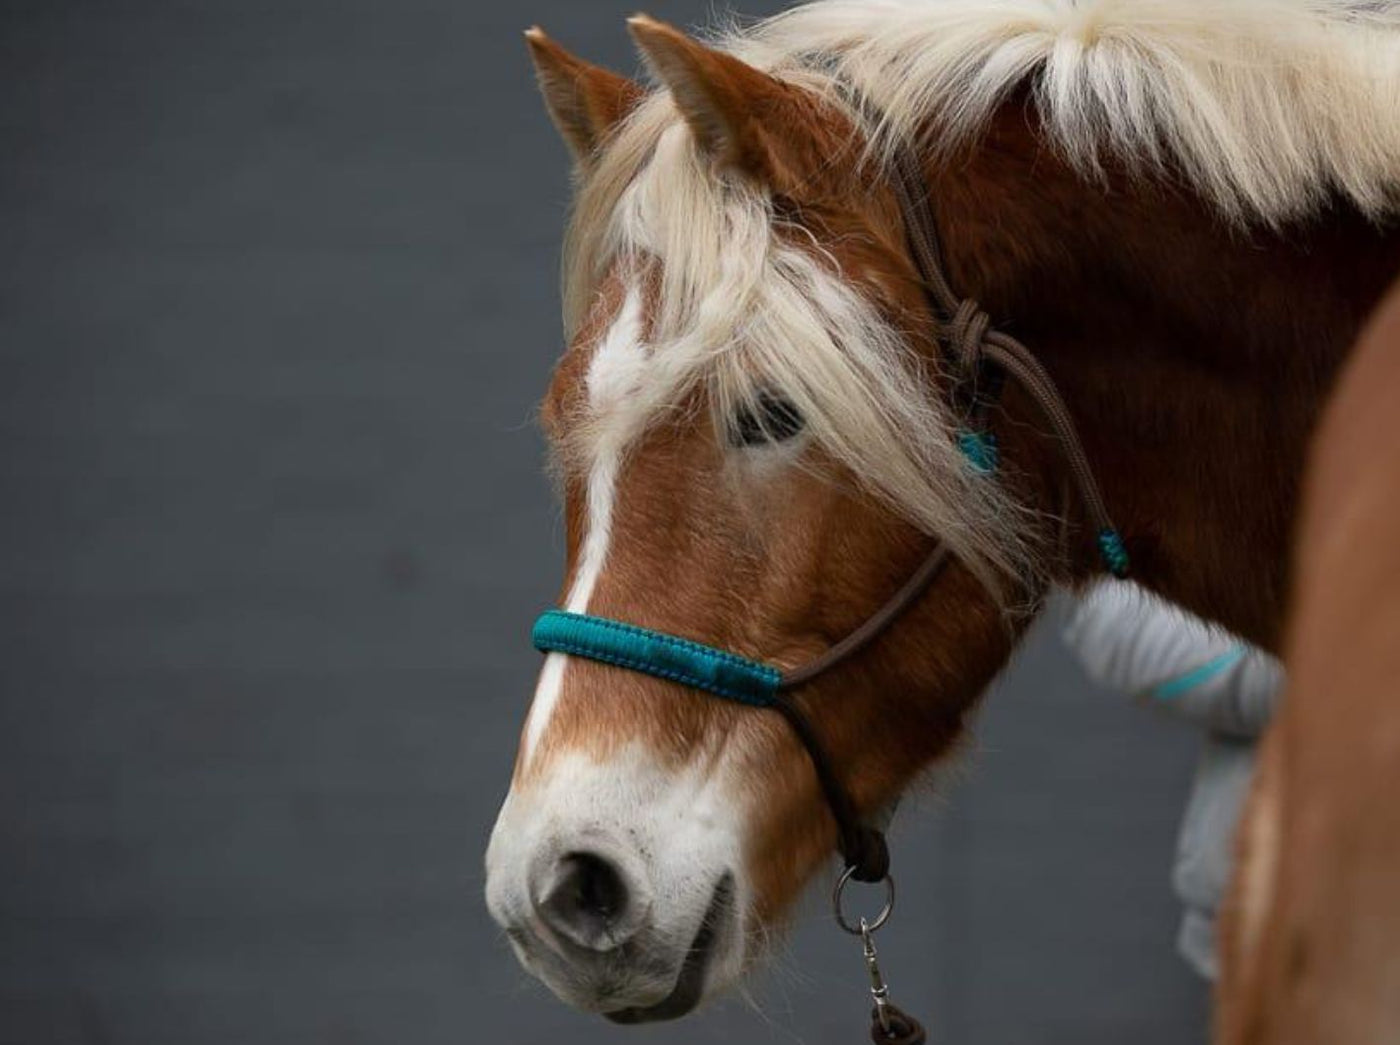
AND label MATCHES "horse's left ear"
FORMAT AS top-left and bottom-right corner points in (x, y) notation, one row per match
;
(627, 15), (824, 188)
